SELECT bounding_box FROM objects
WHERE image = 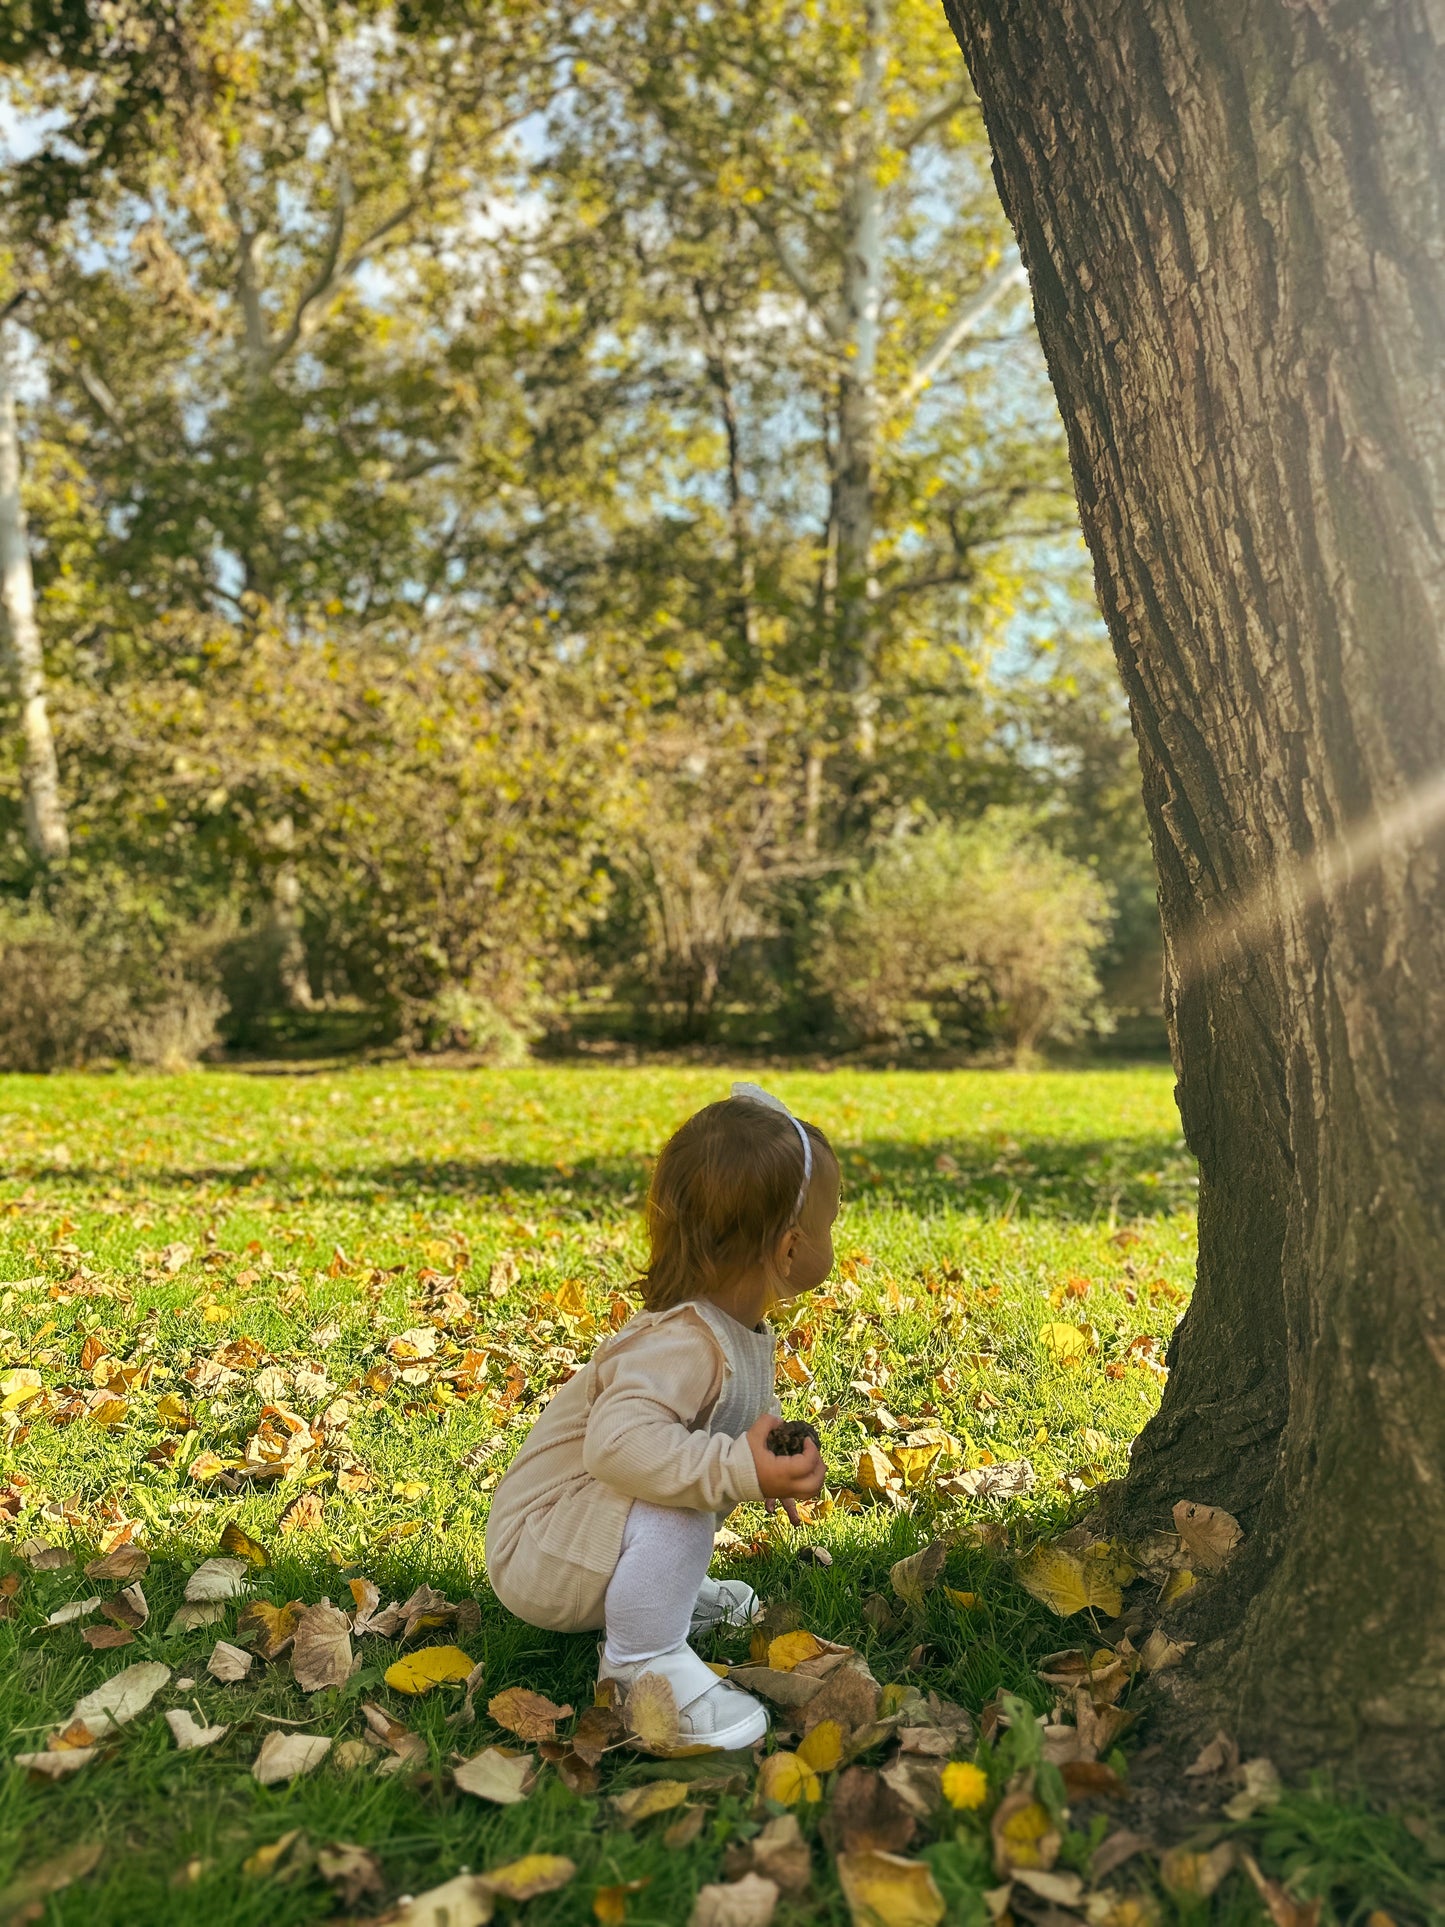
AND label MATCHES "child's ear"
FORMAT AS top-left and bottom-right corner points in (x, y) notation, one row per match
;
(777, 1228), (799, 1276)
